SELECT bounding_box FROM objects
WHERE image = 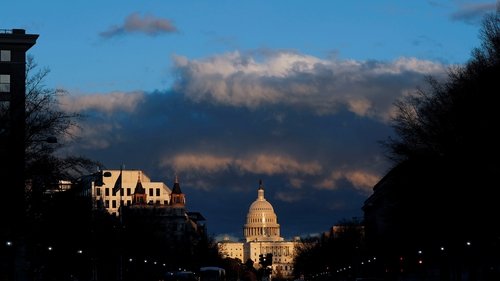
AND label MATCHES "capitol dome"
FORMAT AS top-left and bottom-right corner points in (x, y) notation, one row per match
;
(243, 180), (283, 242)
